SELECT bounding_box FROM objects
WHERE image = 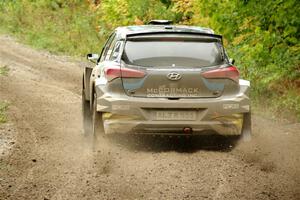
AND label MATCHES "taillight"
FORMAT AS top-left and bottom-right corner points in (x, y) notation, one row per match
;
(202, 66), (239, 83)
(104, 66), (145, 82)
